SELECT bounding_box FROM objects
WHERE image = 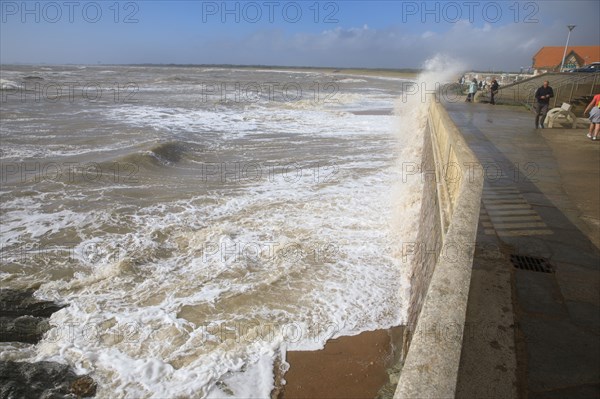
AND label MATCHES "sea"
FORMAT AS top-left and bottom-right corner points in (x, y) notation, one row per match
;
(0, 64), (432, 398)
